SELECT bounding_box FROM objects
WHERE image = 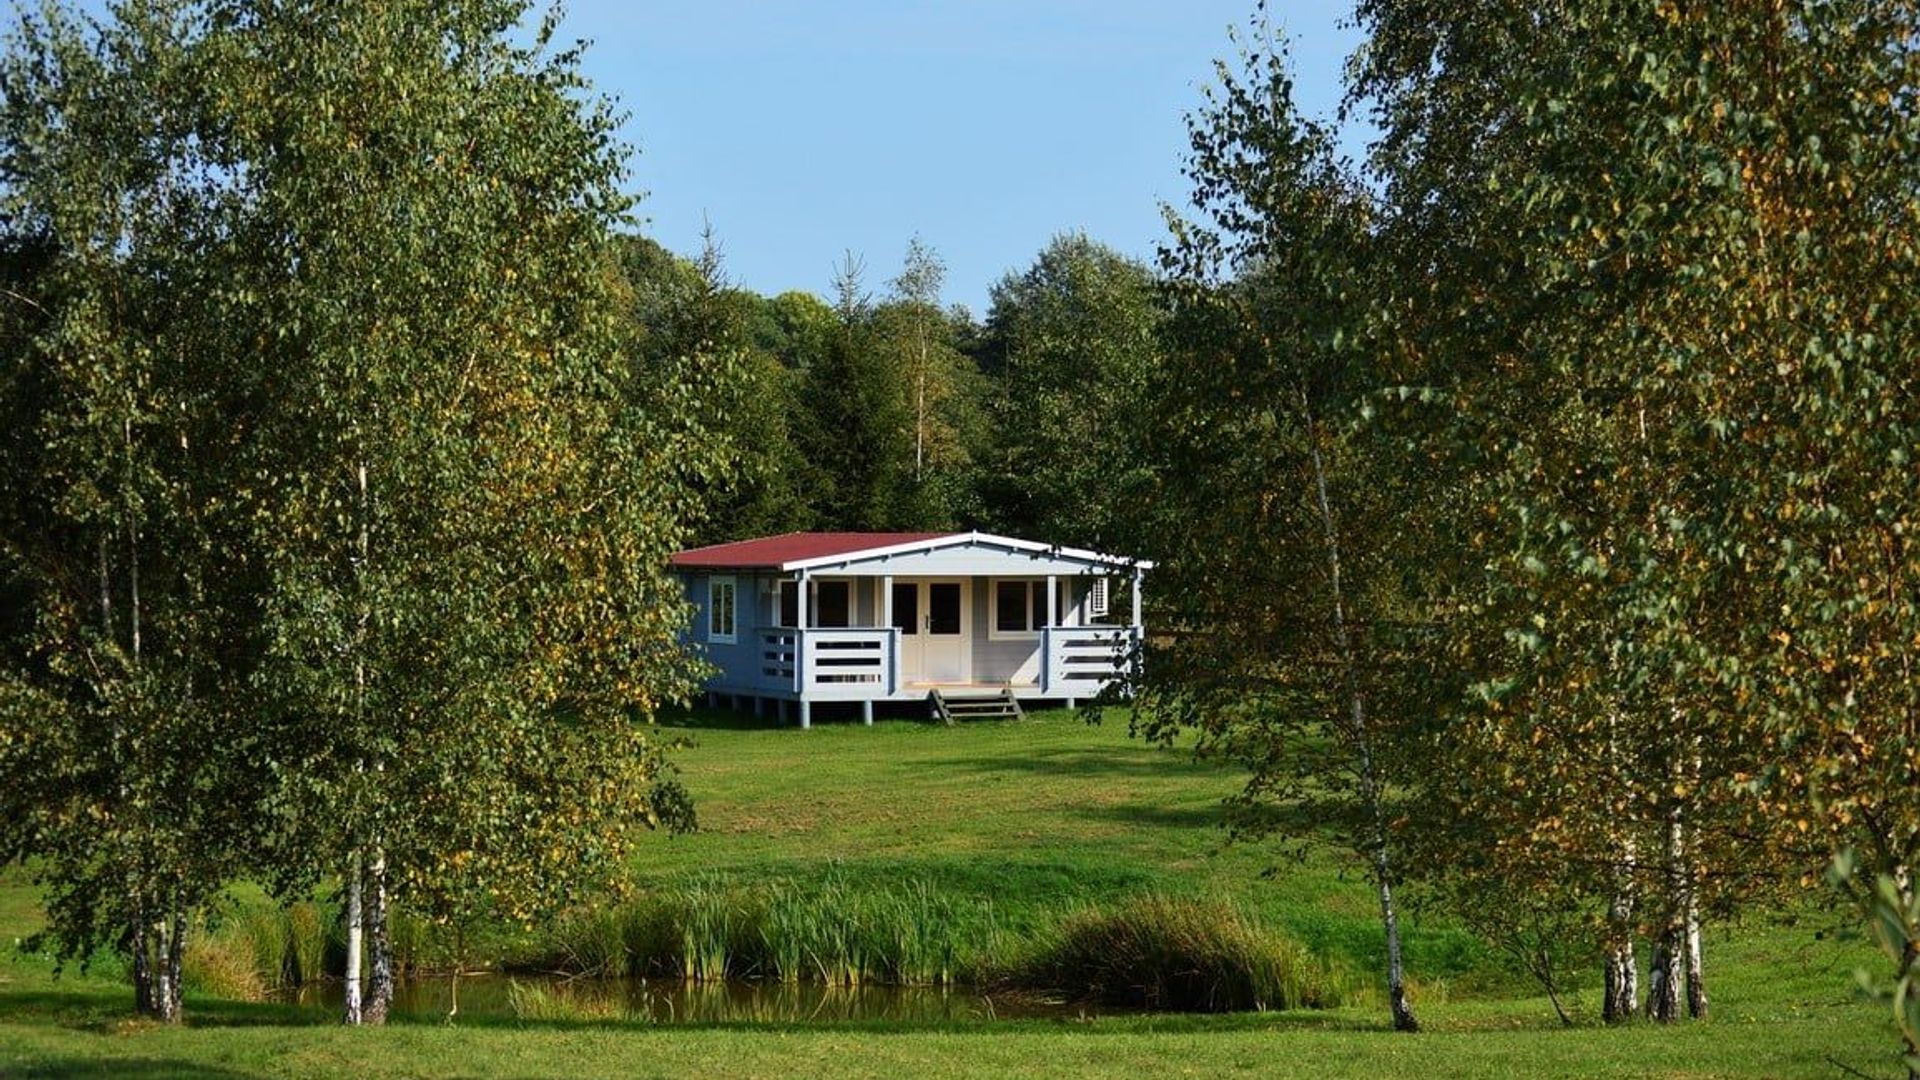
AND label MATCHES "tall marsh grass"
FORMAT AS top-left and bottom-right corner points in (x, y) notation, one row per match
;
(182, 896), (458, 997)
(532, 878), (1345, 1012)
(1009, 894), (1349, 1012)
(285, 901), (329, 986)
(186, 881), (1348, 1016)
(536, 872), (1001, 987)
(184, 900), (341, 997)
